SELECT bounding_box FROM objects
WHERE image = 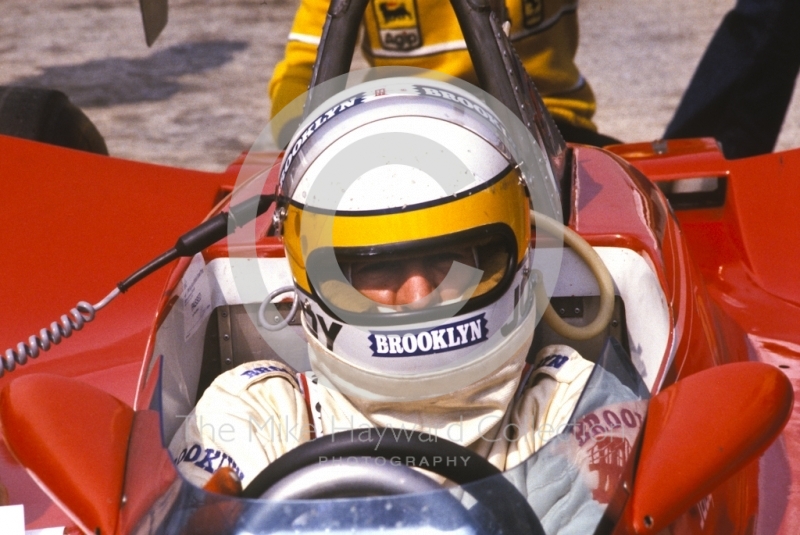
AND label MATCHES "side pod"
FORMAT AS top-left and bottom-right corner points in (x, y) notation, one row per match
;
(615, 362), (793, 533)
(0, 375), (134, 534)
